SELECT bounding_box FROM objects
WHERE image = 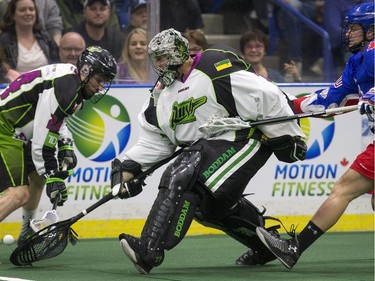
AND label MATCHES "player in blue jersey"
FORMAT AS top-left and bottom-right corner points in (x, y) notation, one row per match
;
(0, 46), (116, 243)
(256, 2), (374, 270)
